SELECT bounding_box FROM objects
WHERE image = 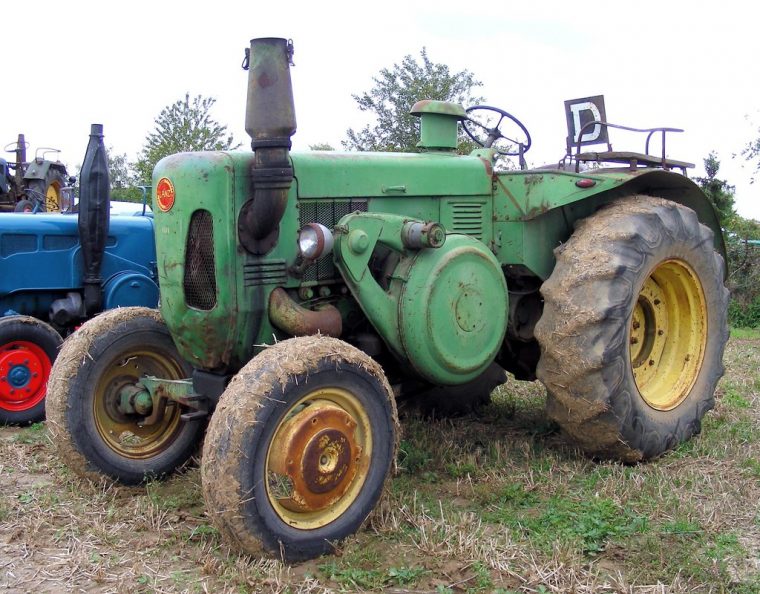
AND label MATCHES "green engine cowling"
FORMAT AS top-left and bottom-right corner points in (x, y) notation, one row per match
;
(334, 212), (508, 385)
